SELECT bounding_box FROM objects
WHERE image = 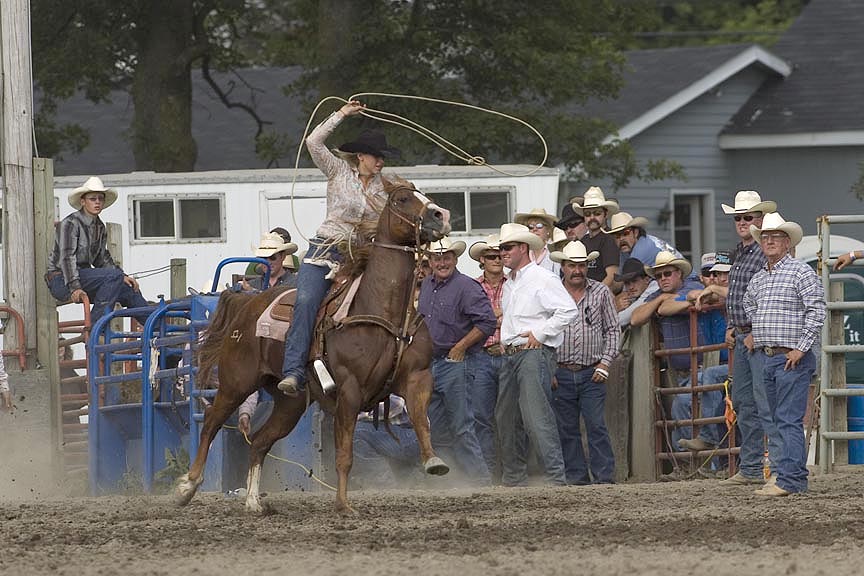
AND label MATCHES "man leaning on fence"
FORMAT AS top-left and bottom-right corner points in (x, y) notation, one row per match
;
(744, 213), (826, 497)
